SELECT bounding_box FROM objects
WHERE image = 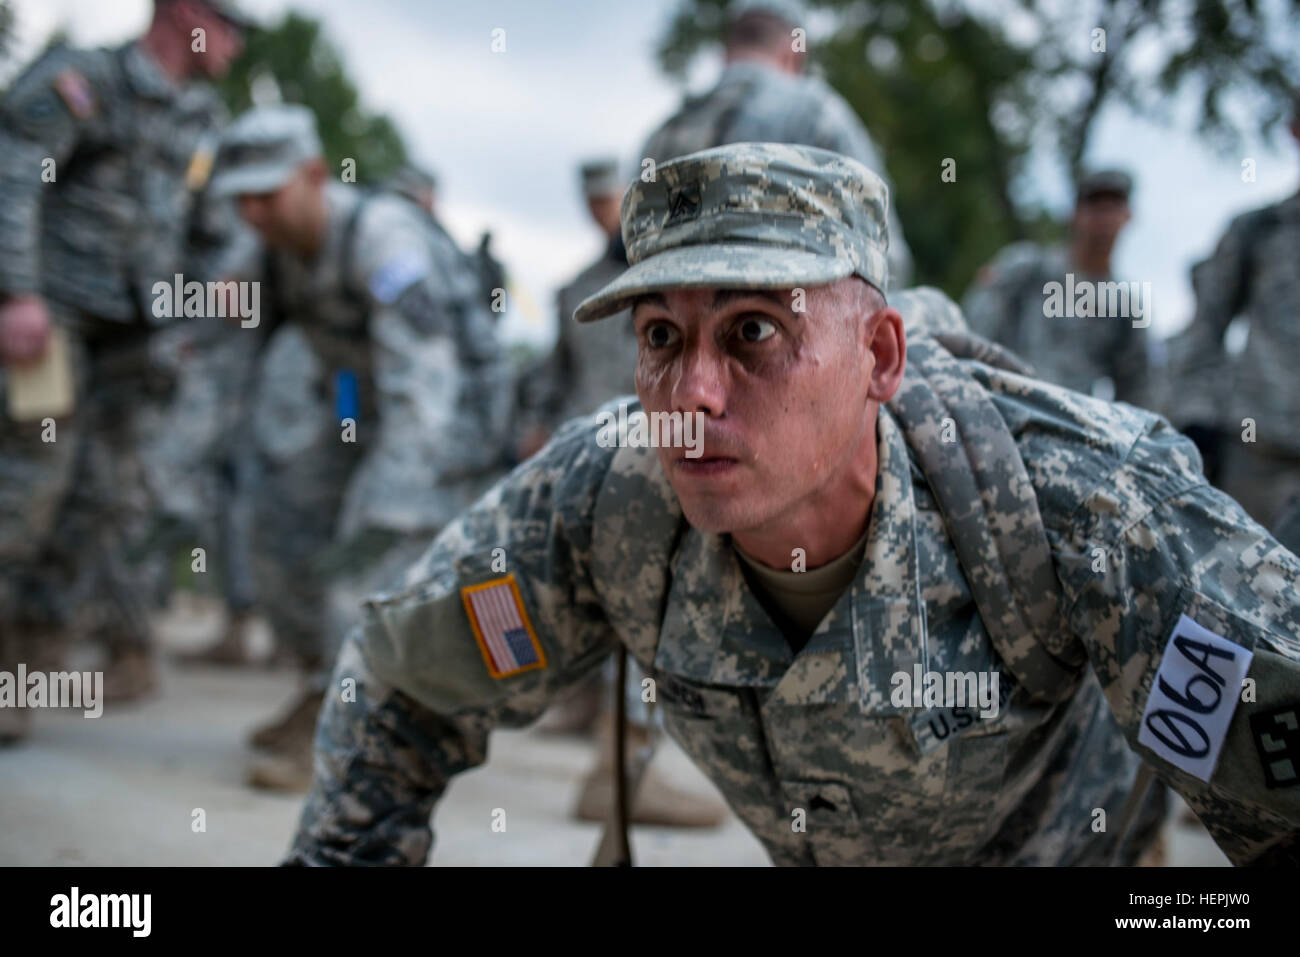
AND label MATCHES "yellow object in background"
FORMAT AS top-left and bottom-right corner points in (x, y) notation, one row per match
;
(6, 328), (75, 421)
